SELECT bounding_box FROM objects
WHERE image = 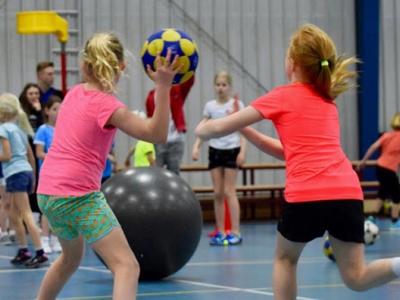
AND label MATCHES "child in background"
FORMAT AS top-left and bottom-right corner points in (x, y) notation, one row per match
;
(0, 93), (49, 268)
(35, 33), (182, 300)
(192, 71), (246, 246)
(357, 112), (400, 229)
(34, 96), (62, 253)
(124, 110), (156, 168)
(195, 23), (400, 298)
